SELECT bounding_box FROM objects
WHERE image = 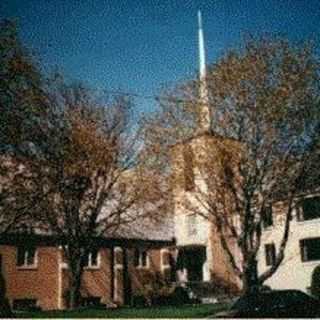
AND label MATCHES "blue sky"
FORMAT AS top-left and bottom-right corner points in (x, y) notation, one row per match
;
(2, 0), (320, 115)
